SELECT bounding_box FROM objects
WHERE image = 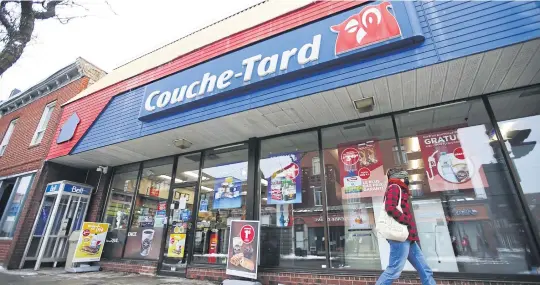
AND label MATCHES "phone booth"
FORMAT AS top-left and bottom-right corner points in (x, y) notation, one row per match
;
(20, 181), (93, 270)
